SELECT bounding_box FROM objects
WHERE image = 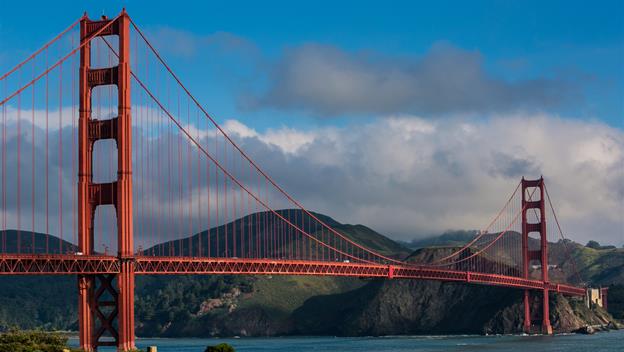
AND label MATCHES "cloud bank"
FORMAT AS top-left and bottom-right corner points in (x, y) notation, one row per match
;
(249, 42), (579, 116)
(225, 114), (623, 245)
(0, 108), (621, 248)
(146, 27), (259, 59)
